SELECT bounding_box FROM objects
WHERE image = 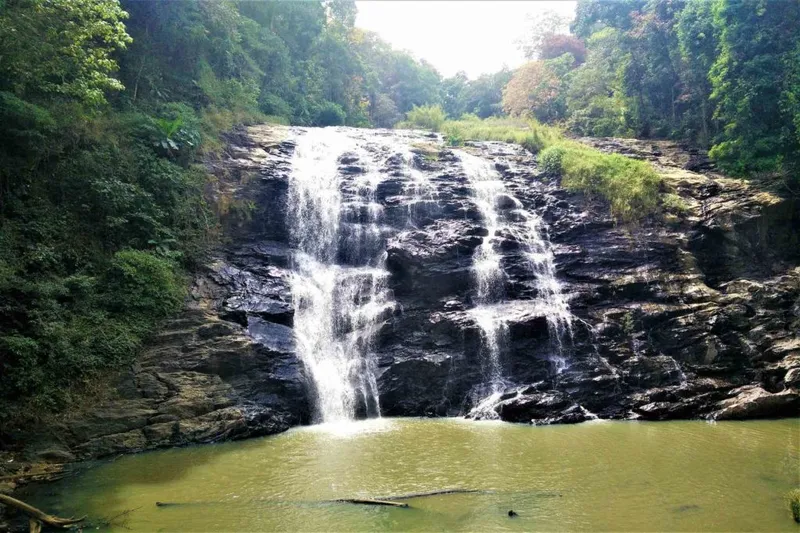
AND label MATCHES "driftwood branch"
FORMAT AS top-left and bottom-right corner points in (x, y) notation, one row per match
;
(0, 493), (85, 529)
(334, 498), (408, 507)
(382, 488), (485, 500)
